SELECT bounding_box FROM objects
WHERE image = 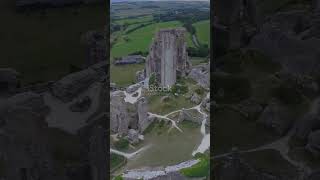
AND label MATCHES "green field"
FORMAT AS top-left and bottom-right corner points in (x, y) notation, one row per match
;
(110, 21), (194, 86)
(111, 21), (184, 58)
(0, 0), (106, 84)
(114, 15), (153, 25)
(110, 63), (144, 87)
(193, 20), (210, 46)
